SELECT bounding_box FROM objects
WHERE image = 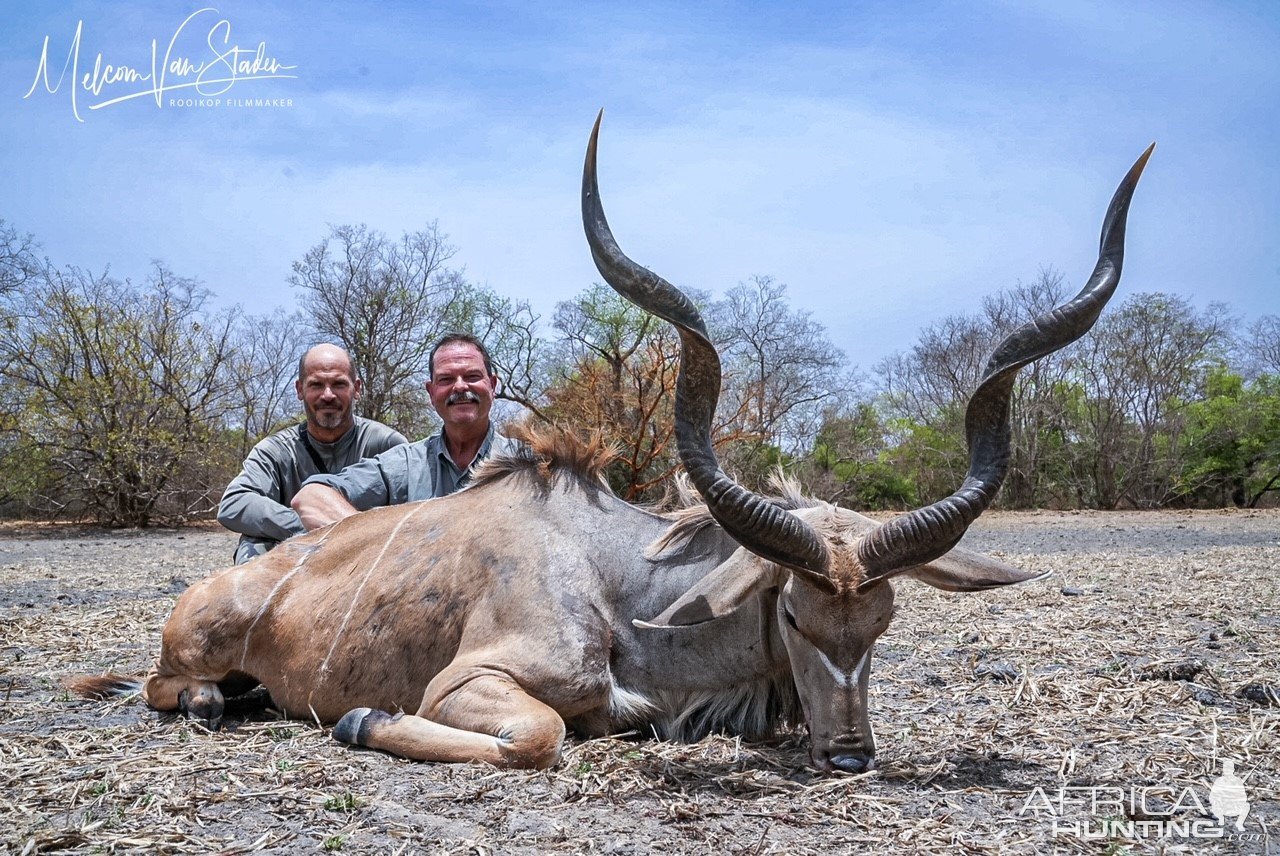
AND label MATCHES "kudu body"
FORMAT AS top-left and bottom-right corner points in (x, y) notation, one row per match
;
(73, 117), (1151, 772)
